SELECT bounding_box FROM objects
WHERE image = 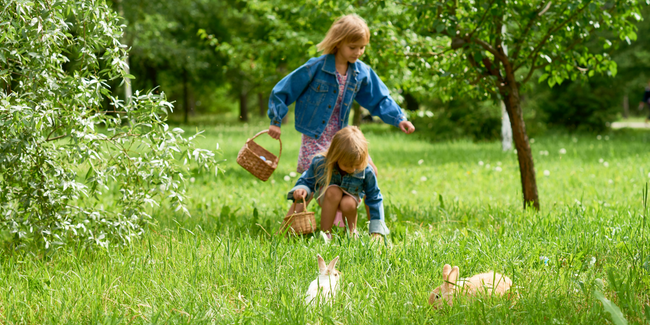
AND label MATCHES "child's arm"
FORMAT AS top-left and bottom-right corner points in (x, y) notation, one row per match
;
(268, 61), (317, 139)
(354, 66), (415, 134)
(363, 168), (390, 235)
(286, 158), (320, 201)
